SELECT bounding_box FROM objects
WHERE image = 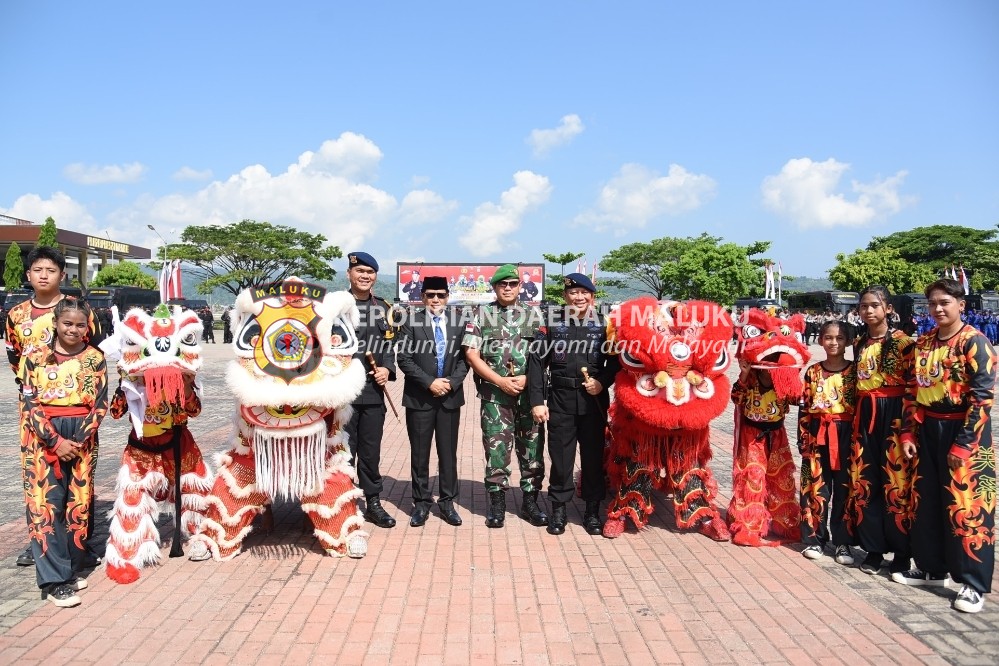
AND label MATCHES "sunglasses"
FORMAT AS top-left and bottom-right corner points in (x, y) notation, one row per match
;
(423, 291), (448, 299)
(495, 280), (520, 289)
